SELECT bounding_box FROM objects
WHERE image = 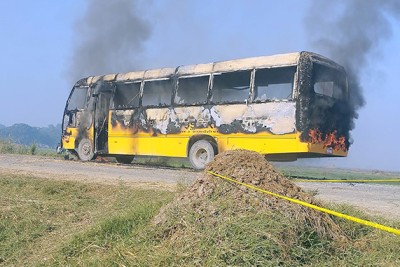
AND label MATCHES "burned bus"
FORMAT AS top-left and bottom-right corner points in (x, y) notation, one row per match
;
(61, 51), (350, 169)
